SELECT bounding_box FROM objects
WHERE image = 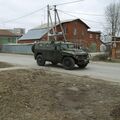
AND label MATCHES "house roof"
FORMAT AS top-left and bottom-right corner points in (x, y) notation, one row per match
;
(62, 19), (90, 29)
(19, 28), (48, 40)
(19, 18), (90, 41)
(0, 29), (18, 37)
(34, 18), (90, 29)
